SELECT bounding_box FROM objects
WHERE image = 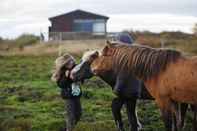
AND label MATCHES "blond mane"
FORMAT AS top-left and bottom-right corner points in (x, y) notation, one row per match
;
(82, 50), (101, 61)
